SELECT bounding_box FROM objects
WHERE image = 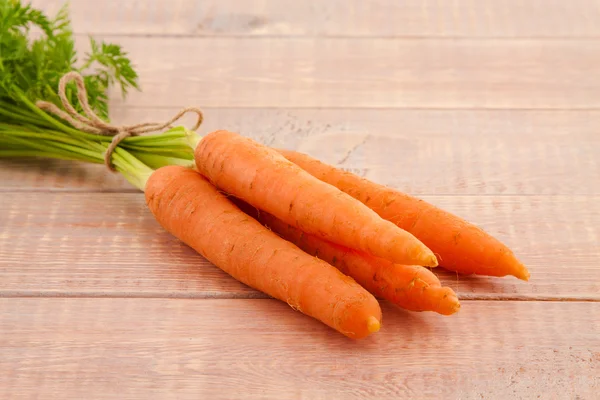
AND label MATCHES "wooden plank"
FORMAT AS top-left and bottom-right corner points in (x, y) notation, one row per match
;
(2, 108), (599, 195)
(72, 37), (600, 109)
(1, 192), (598, 300)
(33, 0), (600, 38)
(0, 298), (598, 399)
